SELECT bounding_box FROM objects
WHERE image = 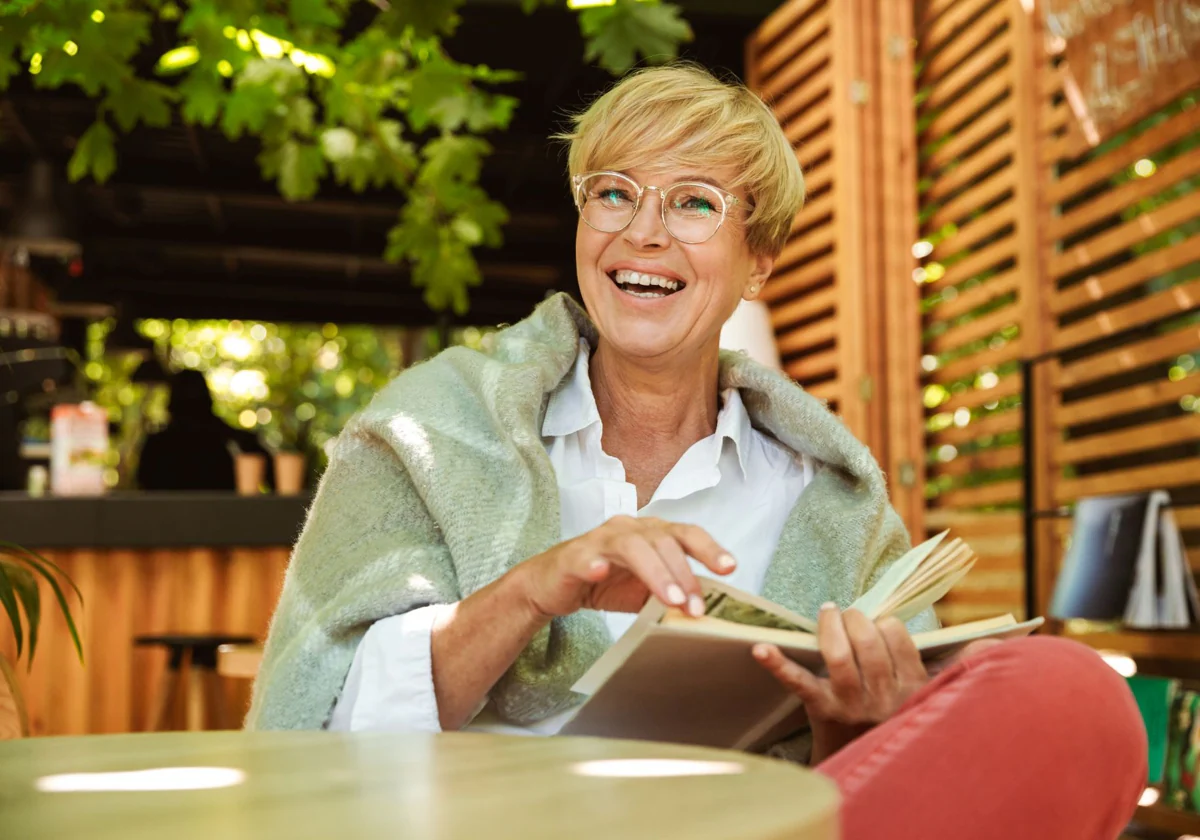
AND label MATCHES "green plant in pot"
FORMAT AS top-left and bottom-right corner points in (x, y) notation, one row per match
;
(273, 414), (314, 497)
(0, 544), (83, 739)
